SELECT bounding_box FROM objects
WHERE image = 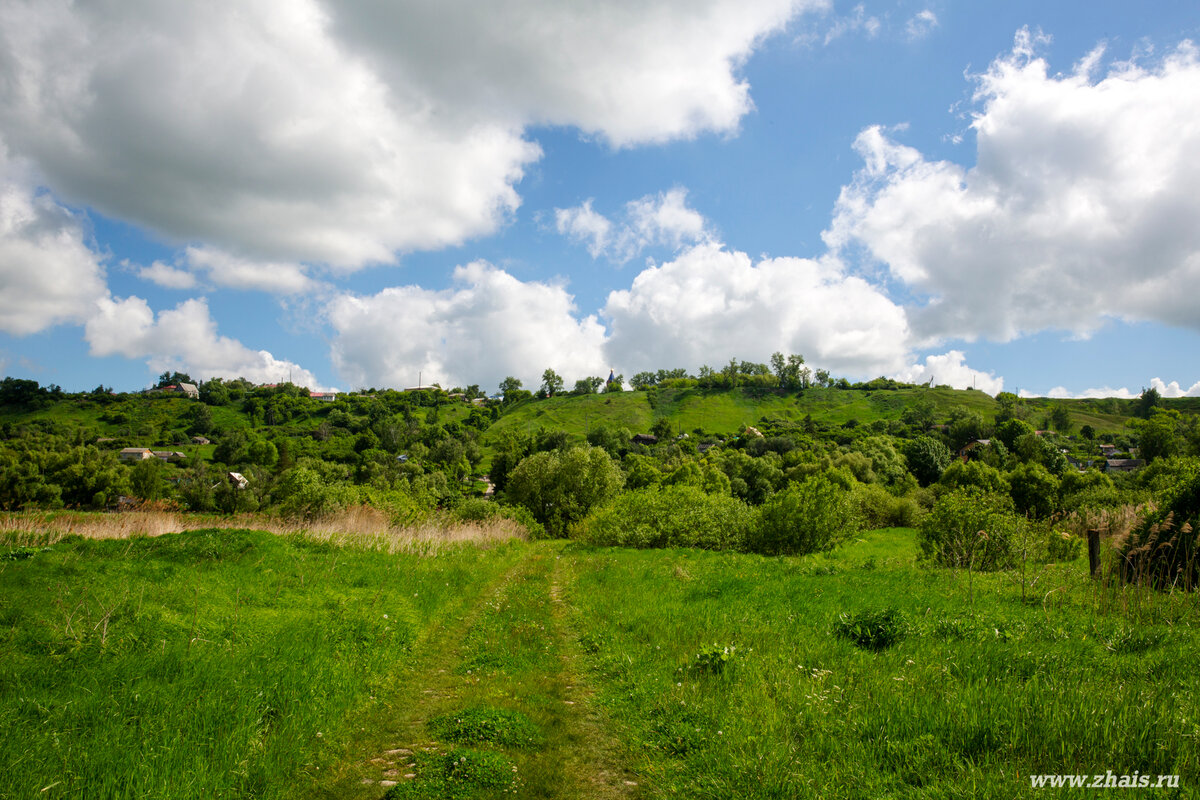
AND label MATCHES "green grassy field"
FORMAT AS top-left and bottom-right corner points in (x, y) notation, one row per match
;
(2, 527), (1196, 799)
(485, 386), (1133, 443)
